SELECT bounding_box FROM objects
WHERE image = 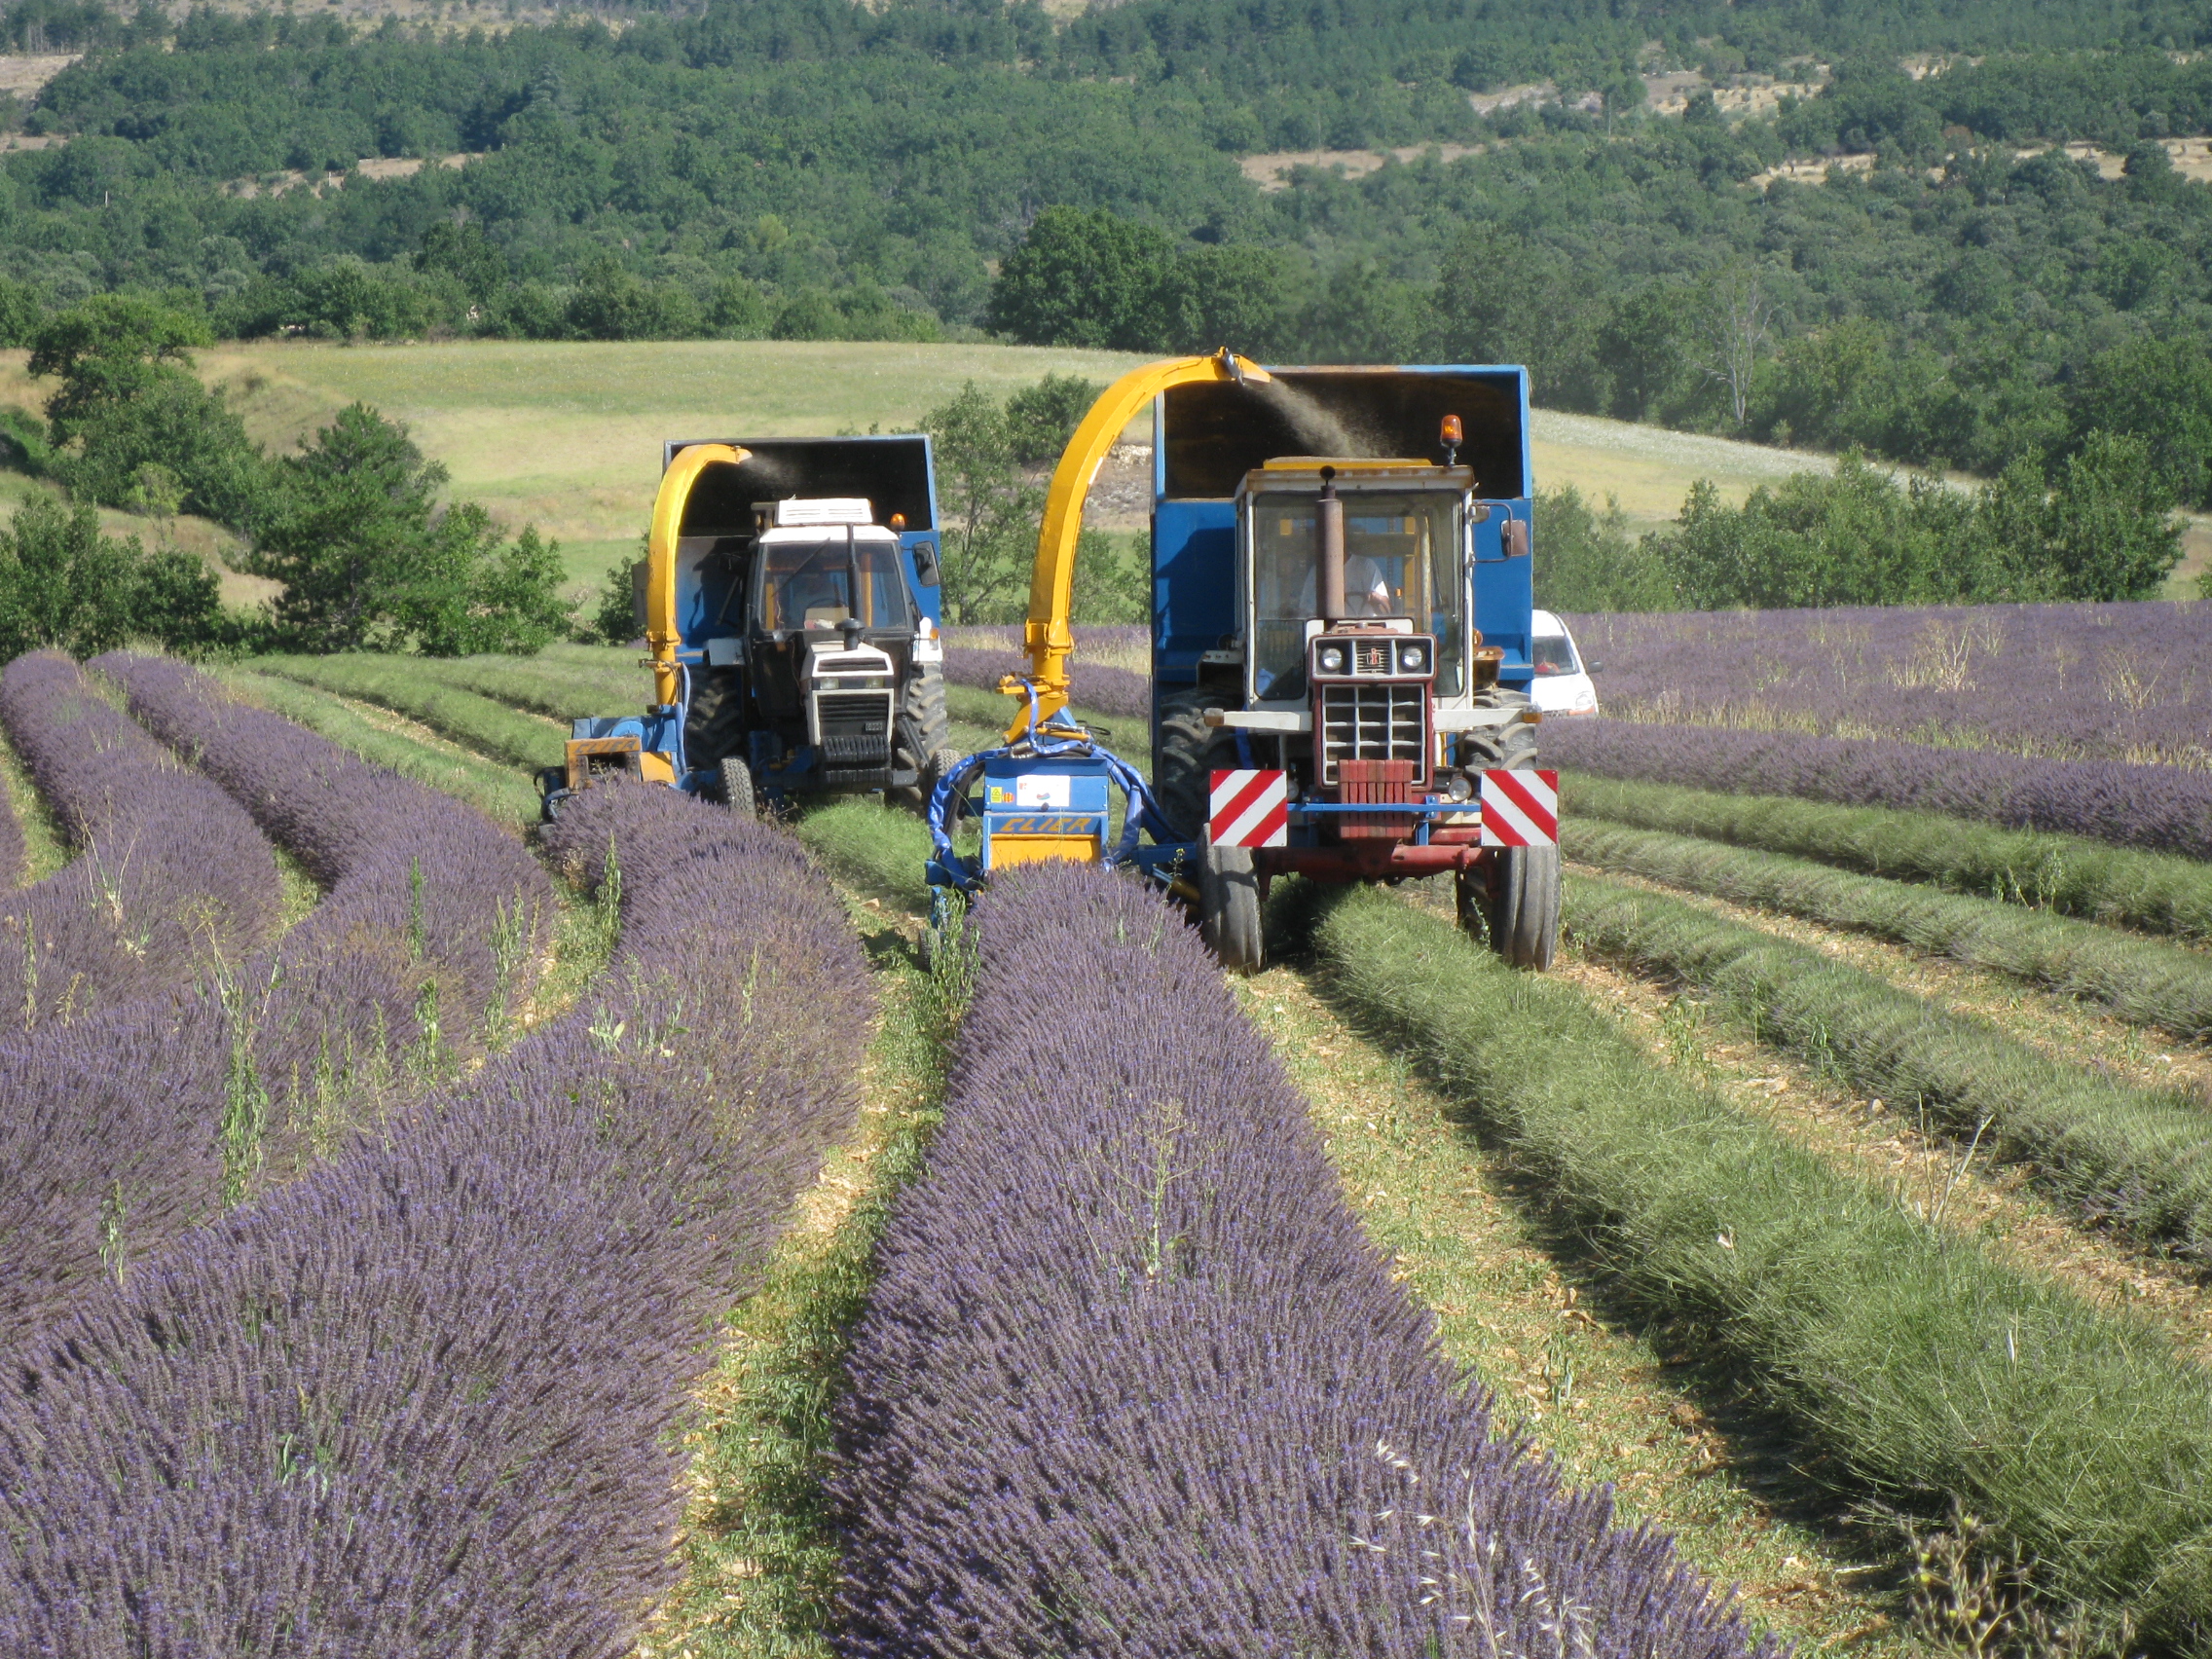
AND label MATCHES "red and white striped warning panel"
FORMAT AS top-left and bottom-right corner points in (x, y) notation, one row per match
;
(1208, 768), (1289, 848)
(1481, 768), (1560, 847)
